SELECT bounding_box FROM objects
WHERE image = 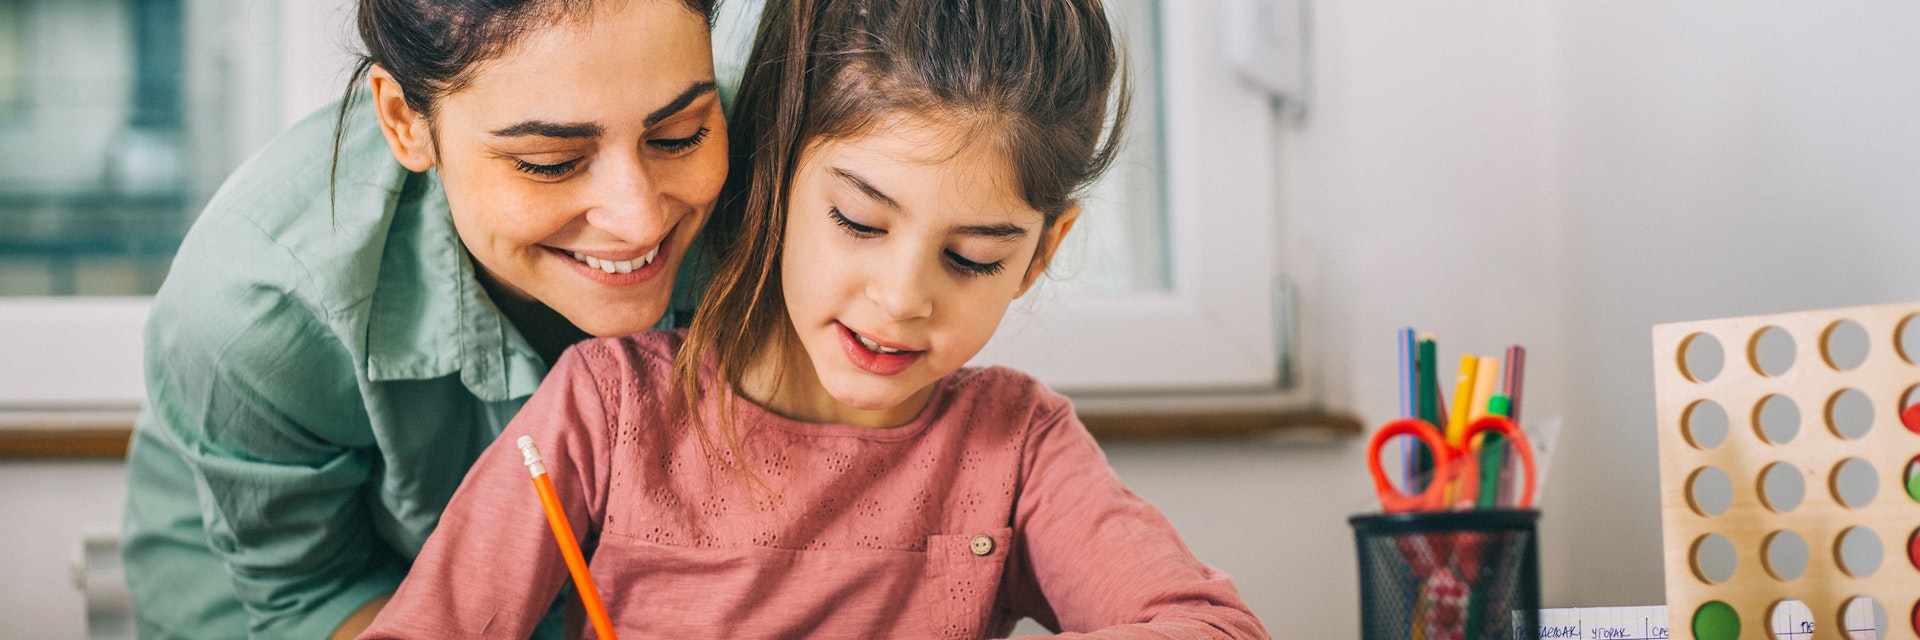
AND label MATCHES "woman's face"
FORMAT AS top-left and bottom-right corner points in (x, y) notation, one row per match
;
(401, 0), (727, 338)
